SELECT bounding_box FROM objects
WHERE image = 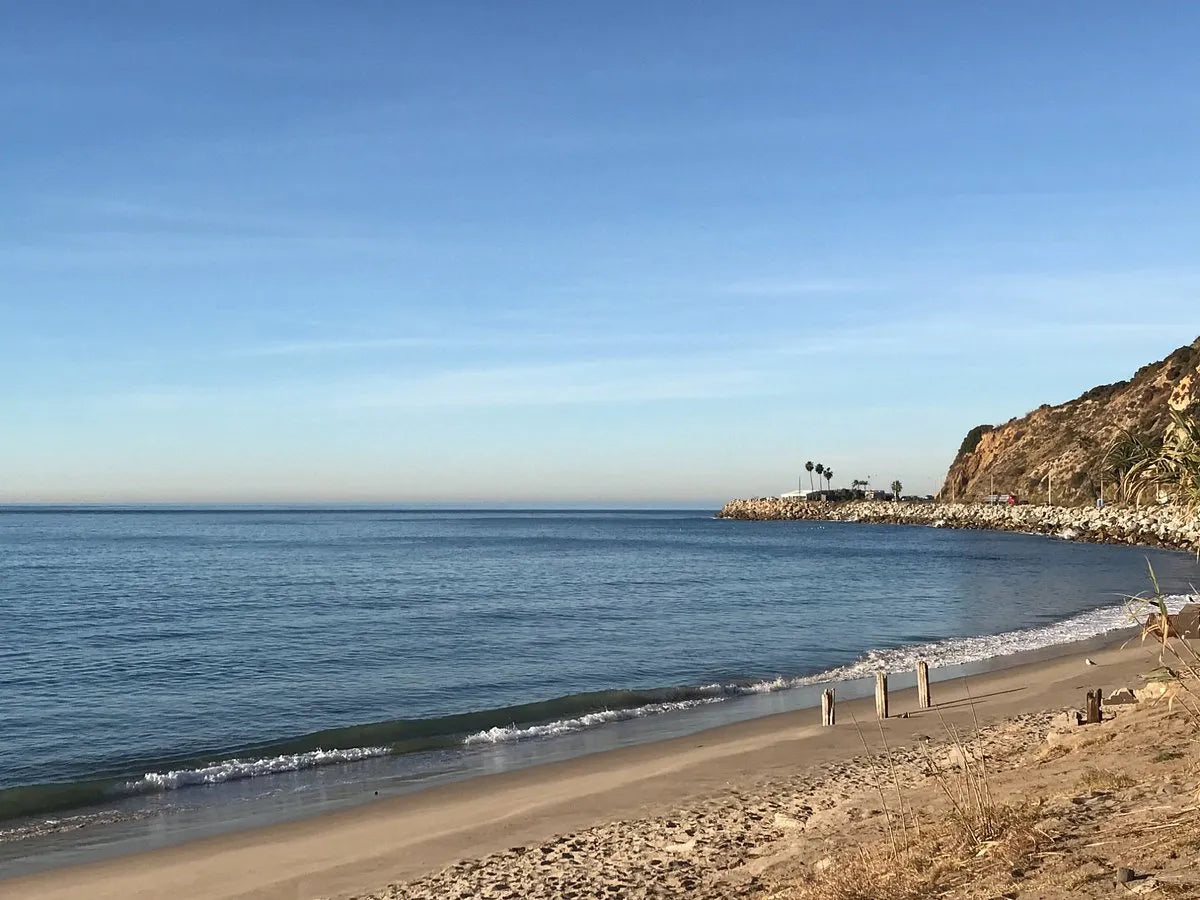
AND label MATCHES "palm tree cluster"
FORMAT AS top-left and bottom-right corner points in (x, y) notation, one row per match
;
(1102, 407), (1200, 509)
(803, 460), (834, 492)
